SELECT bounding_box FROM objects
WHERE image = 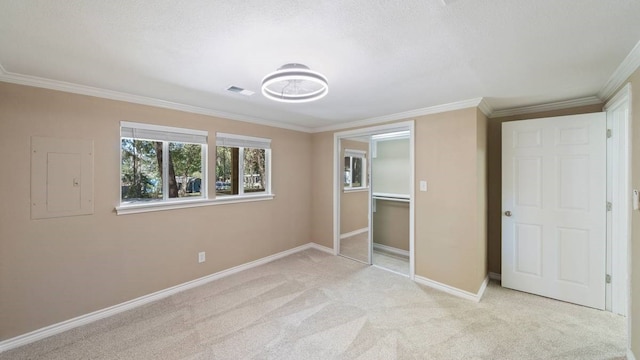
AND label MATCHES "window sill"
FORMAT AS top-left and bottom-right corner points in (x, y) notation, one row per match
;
(343, 187), (369, 193)
(115, 194), (275, 215)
